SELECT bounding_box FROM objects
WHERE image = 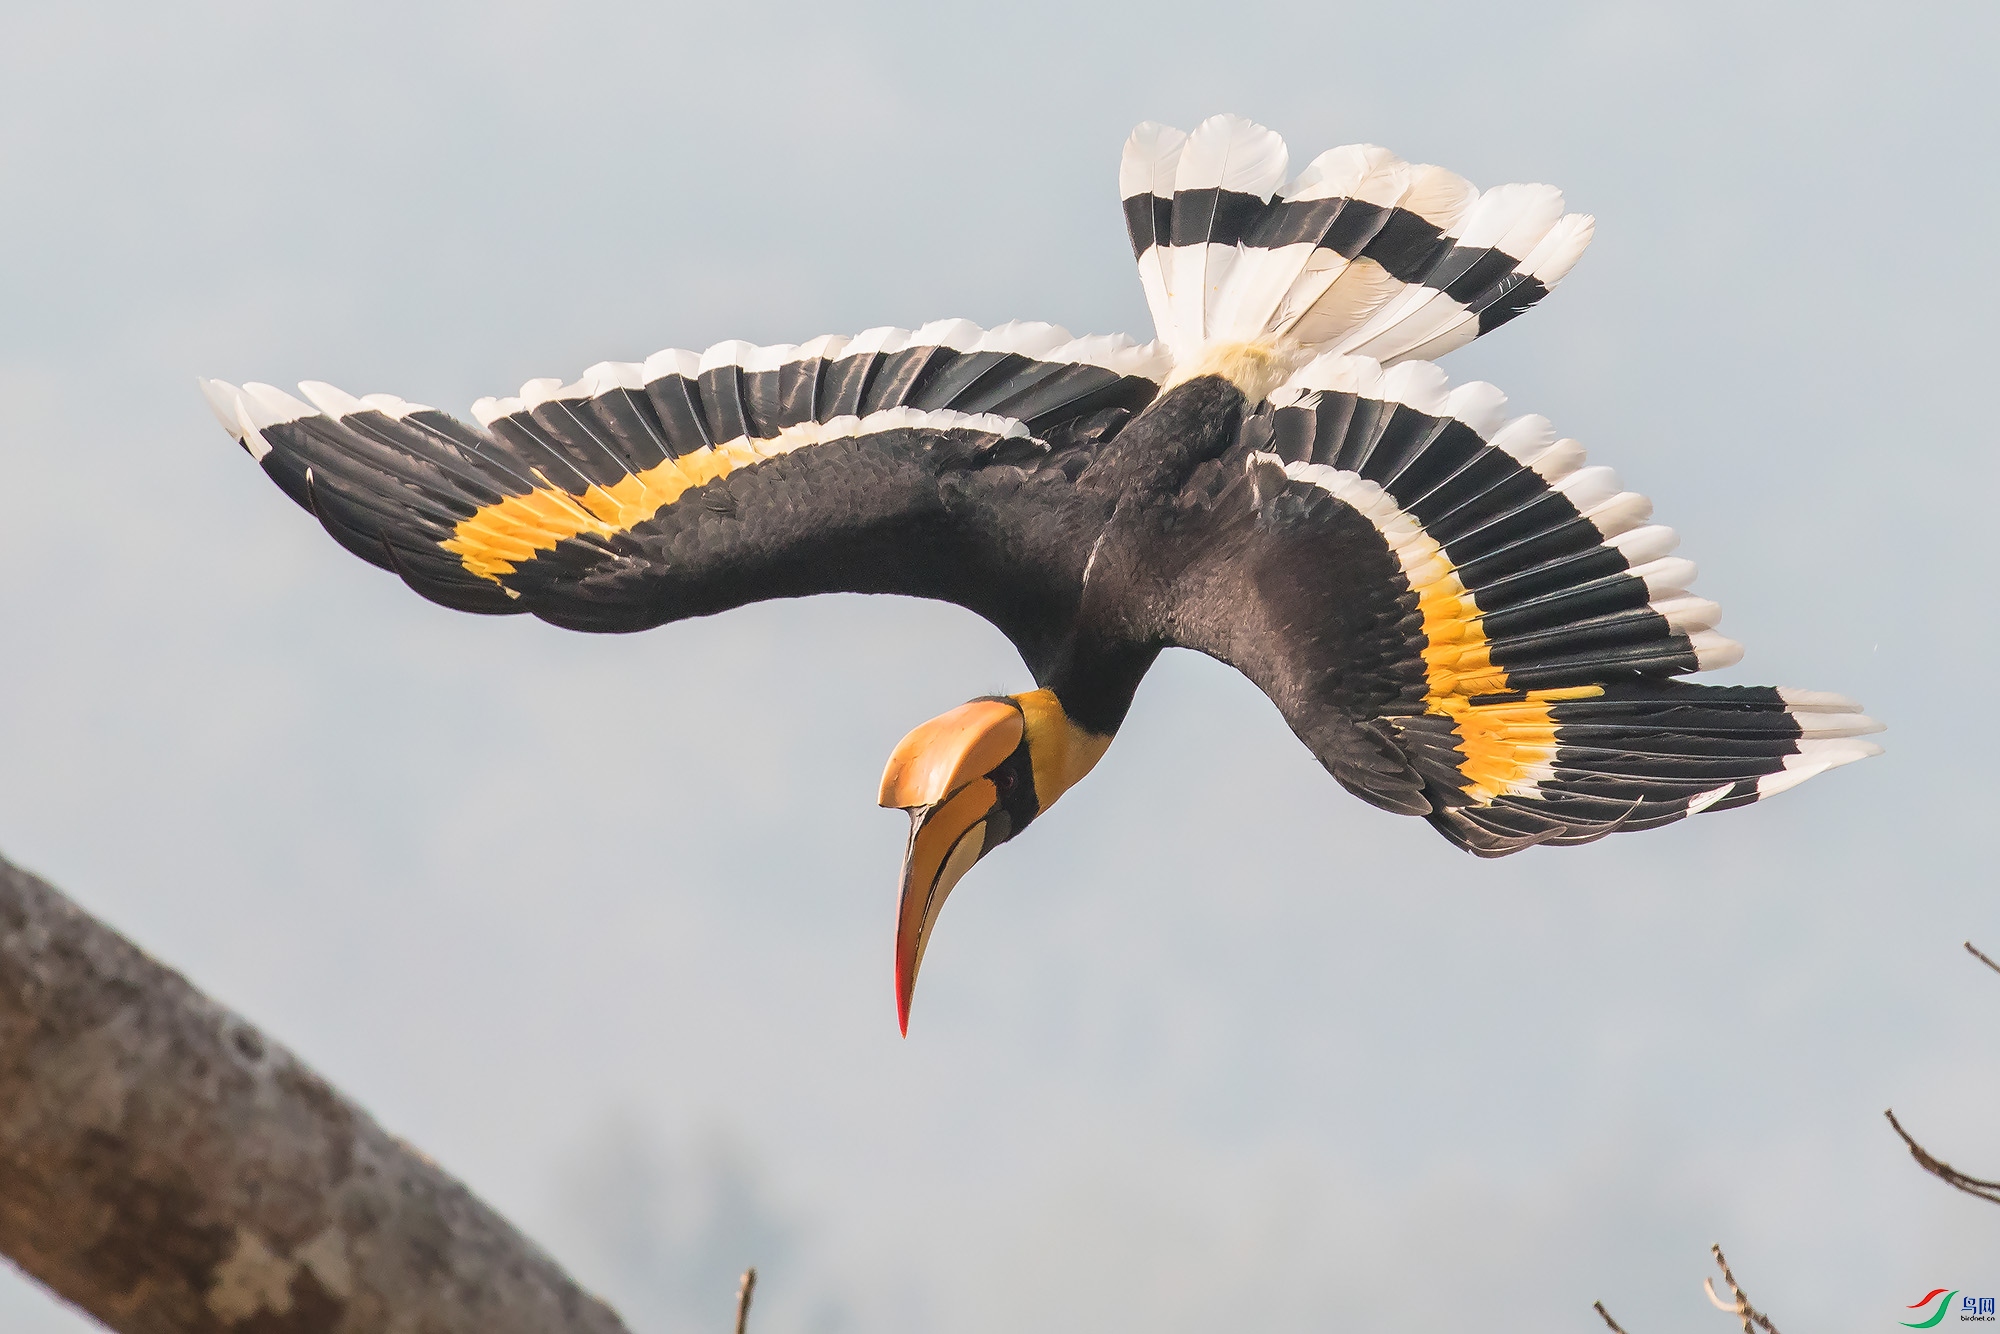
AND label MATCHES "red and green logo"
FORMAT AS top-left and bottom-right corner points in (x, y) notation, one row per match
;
(1905, 1290), (1959, 1328)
